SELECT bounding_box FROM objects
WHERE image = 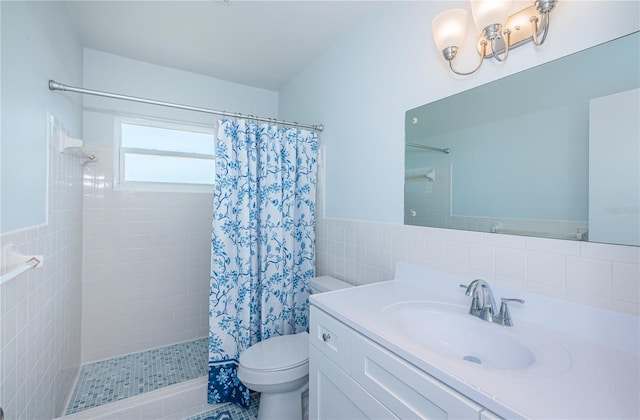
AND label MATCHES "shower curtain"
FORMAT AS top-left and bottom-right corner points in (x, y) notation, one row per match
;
(208, 118), (318, 406)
